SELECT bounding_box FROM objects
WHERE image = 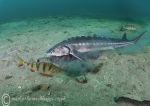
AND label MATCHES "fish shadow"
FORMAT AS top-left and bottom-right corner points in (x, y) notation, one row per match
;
(38, 54), (98, 77)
